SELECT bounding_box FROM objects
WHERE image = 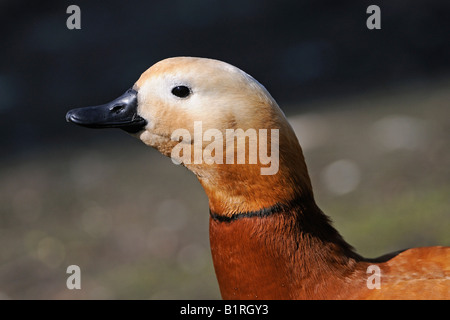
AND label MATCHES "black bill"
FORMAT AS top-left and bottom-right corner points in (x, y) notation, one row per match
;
(66, 88), (147, 133)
